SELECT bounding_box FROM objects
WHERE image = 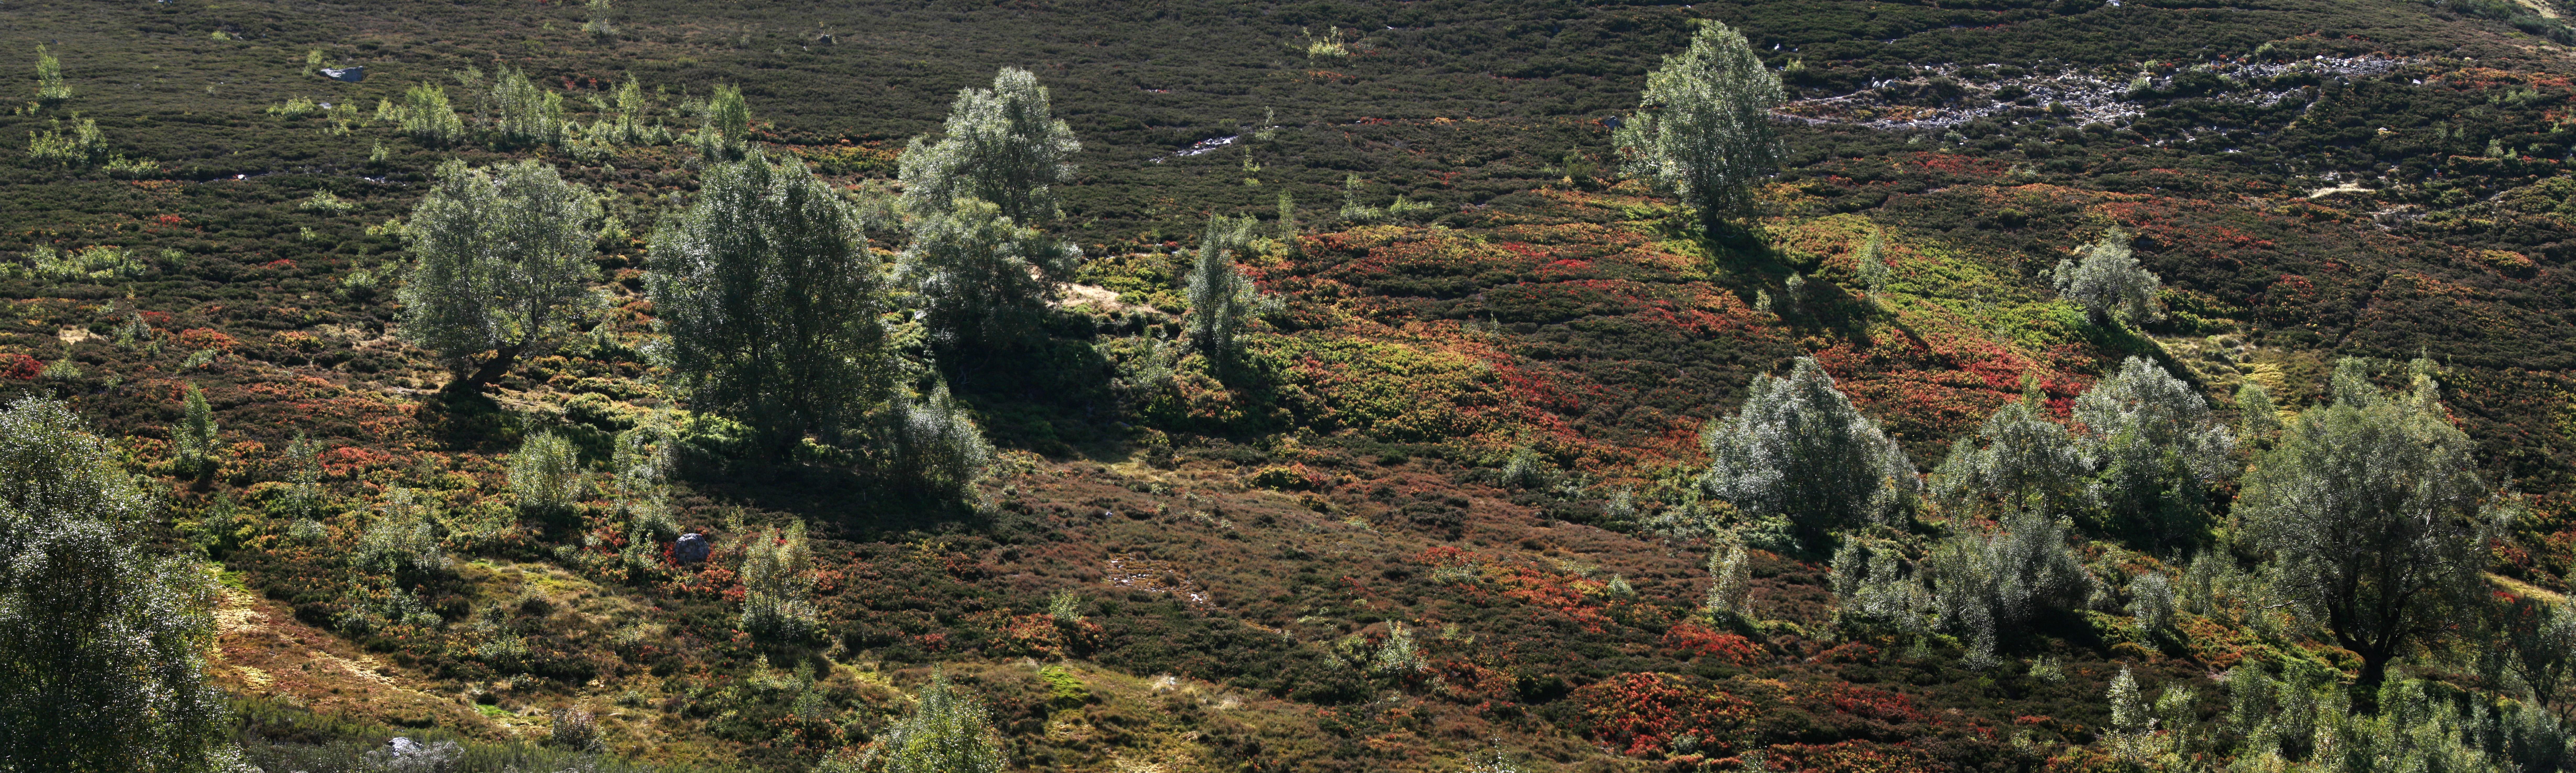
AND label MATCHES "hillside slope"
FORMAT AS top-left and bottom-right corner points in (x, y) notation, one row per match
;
(7, 0), (2576, 771)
